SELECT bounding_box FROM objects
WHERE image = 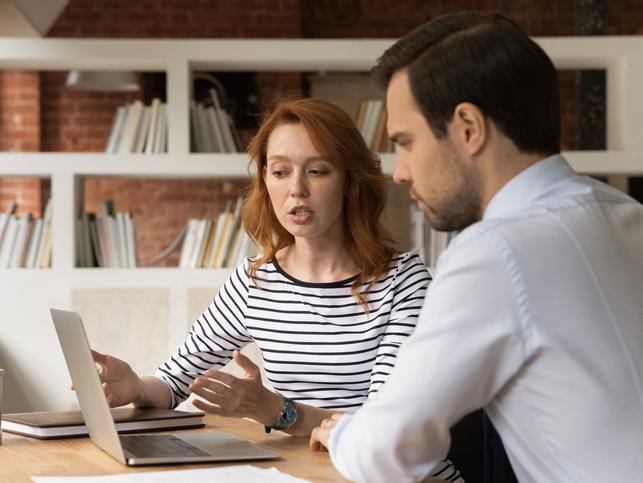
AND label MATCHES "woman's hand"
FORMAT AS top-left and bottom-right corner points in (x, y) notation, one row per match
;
(310, 413), (344, 451)
(90, 349), (144, 407)
(189, 350), (277, 423)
